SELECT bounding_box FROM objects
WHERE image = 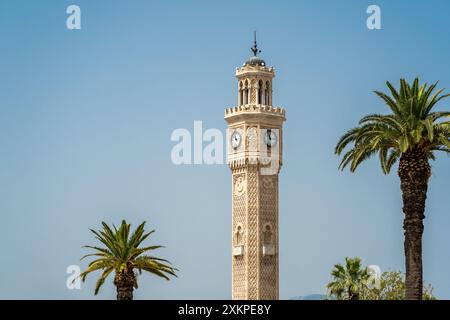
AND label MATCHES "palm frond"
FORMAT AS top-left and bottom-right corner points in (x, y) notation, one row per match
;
(336, 78), (449, 173)
(79, 220), (178, 295)
(94, 267), (114, 295)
